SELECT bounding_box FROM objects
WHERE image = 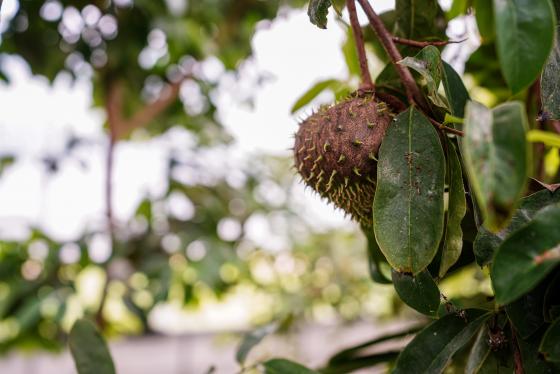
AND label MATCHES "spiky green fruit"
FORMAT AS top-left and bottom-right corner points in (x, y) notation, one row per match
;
(294, 94), (394, 227)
